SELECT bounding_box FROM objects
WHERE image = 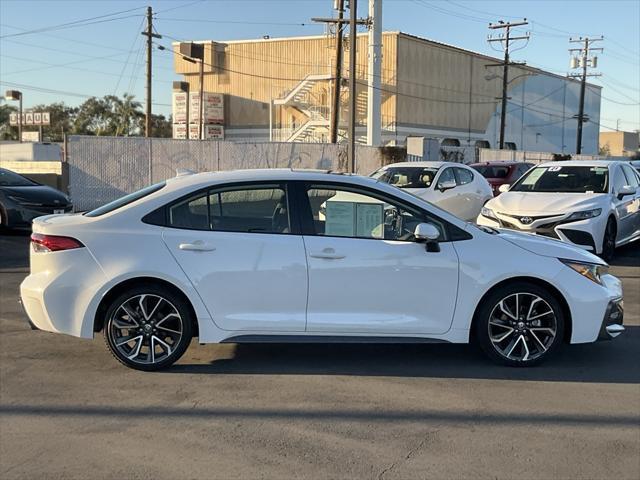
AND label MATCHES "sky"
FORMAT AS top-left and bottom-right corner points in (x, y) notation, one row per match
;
(0, 0), (638, 133)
